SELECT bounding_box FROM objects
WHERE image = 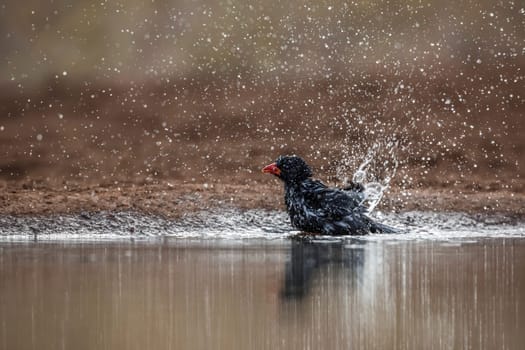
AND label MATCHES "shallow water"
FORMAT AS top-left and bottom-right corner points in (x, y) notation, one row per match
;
(1, 211), (525, 349)
(1, 239), (524, 350)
